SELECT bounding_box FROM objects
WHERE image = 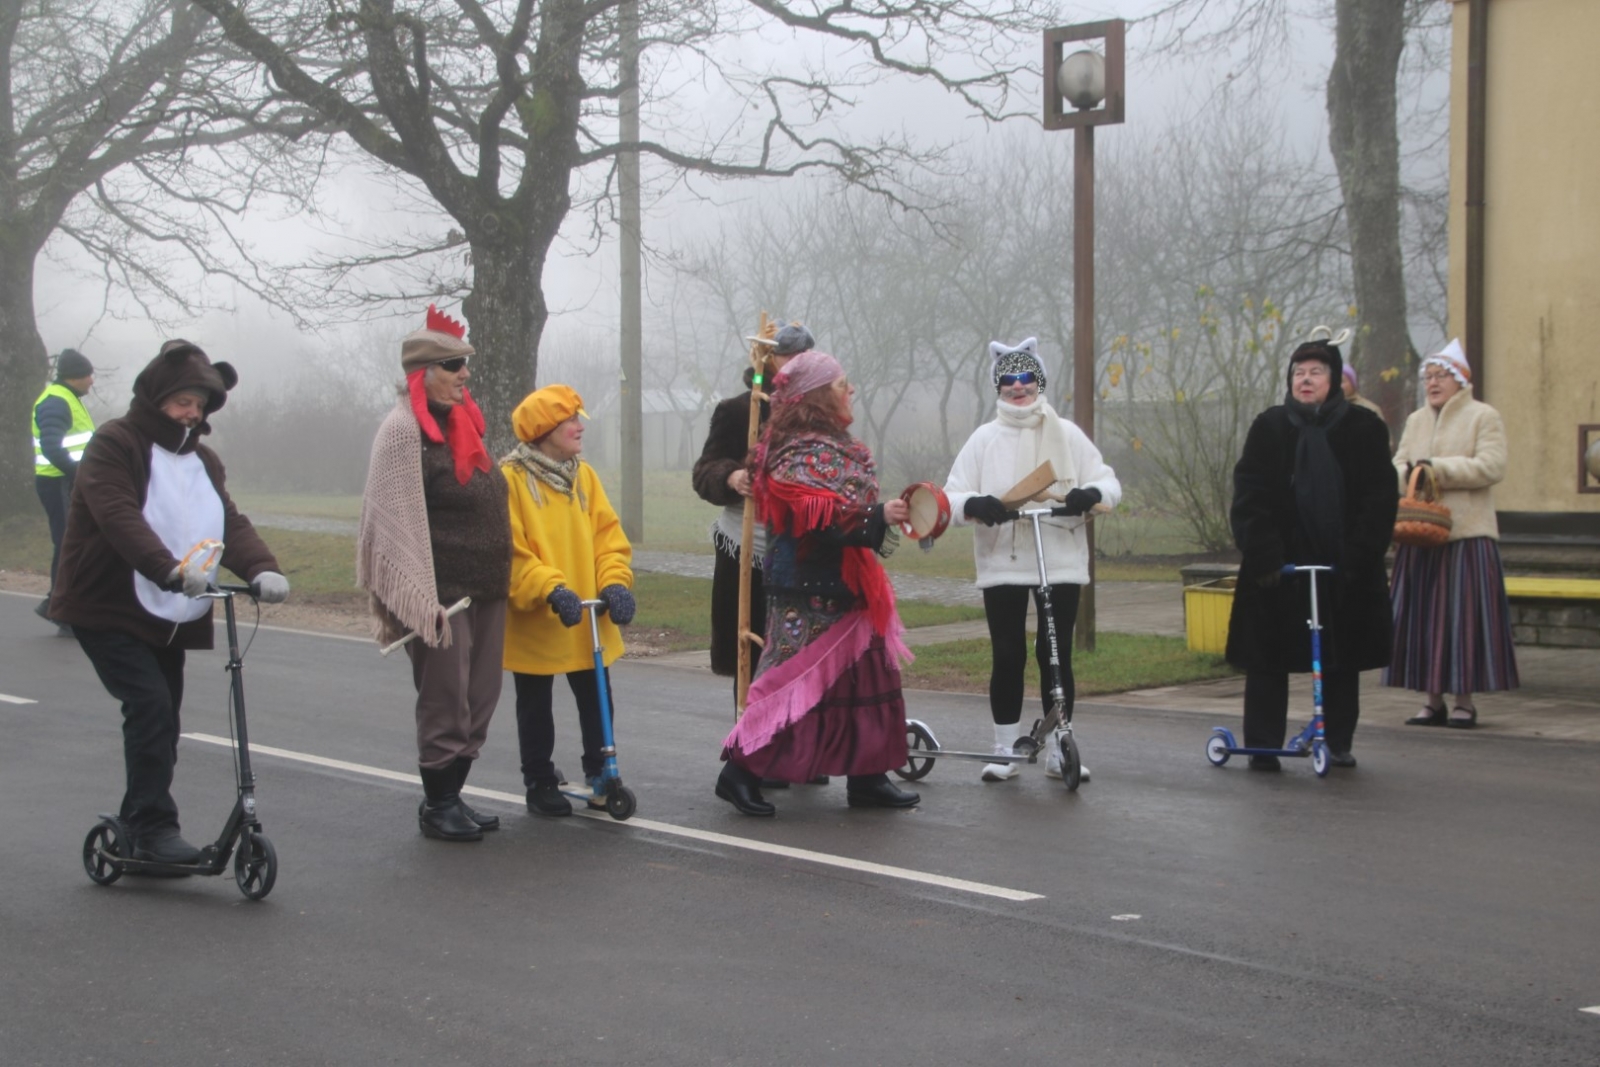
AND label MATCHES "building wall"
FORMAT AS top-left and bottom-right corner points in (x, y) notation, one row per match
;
(1448, 0), (1600, 515)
